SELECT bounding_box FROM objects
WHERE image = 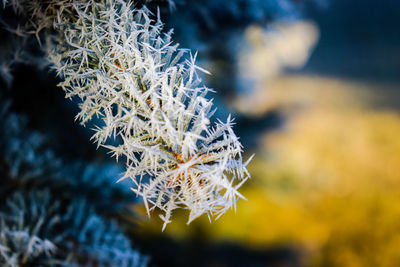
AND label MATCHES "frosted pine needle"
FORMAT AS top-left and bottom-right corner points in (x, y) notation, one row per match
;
(3, 0), (253, 230)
